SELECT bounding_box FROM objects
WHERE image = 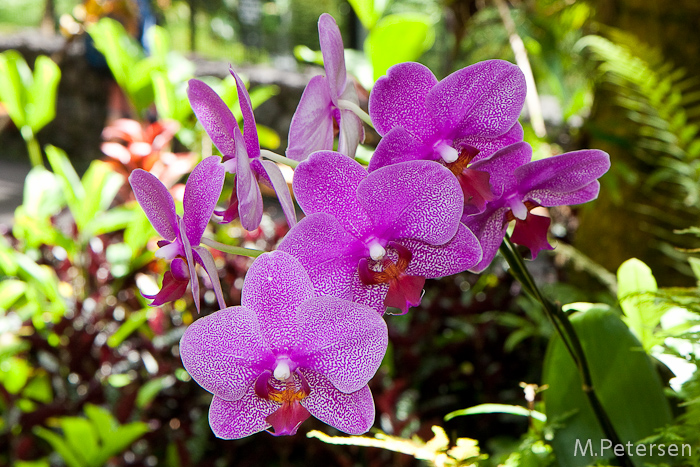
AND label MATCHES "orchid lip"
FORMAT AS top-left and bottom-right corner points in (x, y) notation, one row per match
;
(155, 240), (181, 260)
(434, 140), (458, 163)
(508, 197), (529, 220)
